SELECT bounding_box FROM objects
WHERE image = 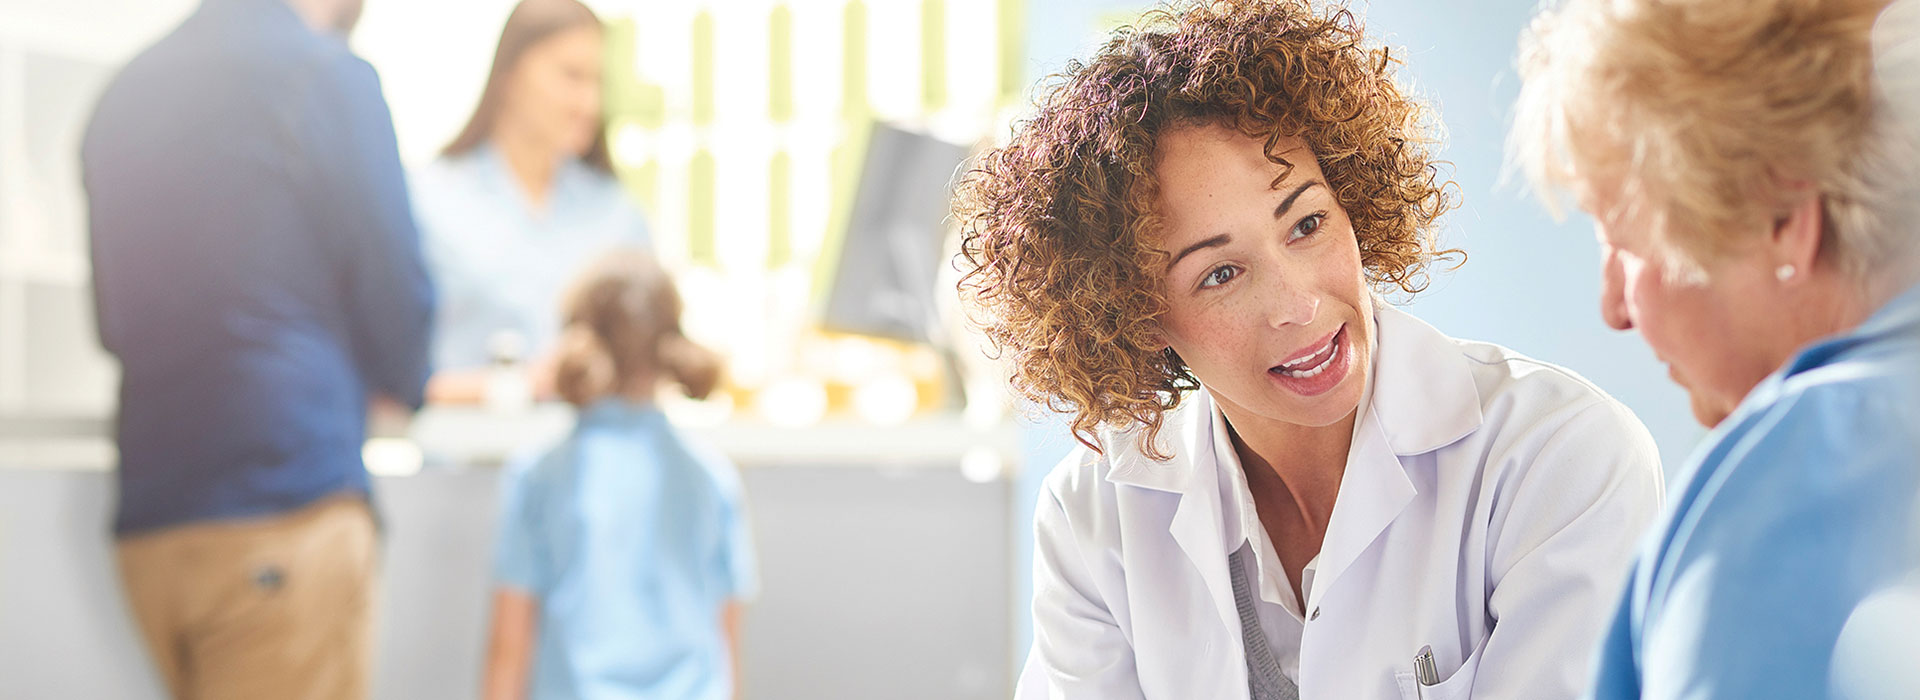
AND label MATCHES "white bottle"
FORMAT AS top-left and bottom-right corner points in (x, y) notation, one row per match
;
(484, 330), (533, 413)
